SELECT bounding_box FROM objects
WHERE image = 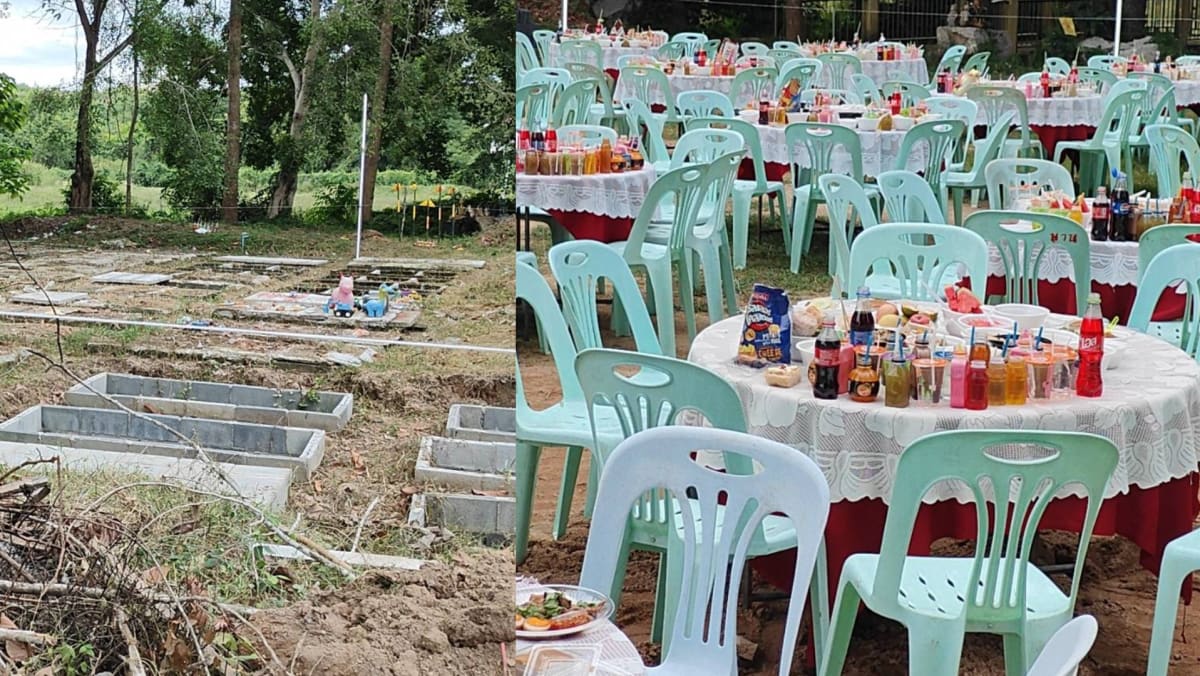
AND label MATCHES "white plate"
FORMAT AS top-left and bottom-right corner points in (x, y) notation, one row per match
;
(516, 584), (613, 640)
